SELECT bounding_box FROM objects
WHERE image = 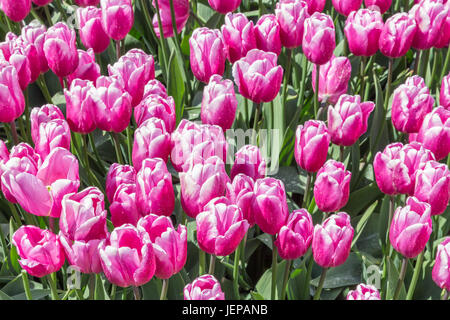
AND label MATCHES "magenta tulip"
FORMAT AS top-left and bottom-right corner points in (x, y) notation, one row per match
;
(303, 13), (336, 65)
(0, 61), (25, 123)
(230, 145), (266, 181)
(432, 237), (450, 291)
(134, 95), (176, 132)
(152, 0), (190, 38)
(221, 13), (257, 63)
(59, 237), (105, 274)
(33, 119), (71, 159)
(142, 79), (168, 99)
(254, 14), (282, 55)
(30, 104), (64, 142)
(77, 6), (111, 54)
(208, 0), (241, 14)
(75, 0), (100, 5)
(21, 21), (48, 74)
(64, 79), (97, 134)
(0, 0), (31, 22)
(184, 275), (225, 300)
(226, 173), (255, 225)
(110, 183), (141, 227)
(275, 0), (309, 49)
(364, 0), (391, 13)
(105, 163), (136, 202)
(441, 73), (450, 109)
(374, 143), (407, 195)
(379, 13), (416, 58)
(67, 49), (101, 86)
(100, 0), (134, 41)
(347, 284), (381, 300)
(305, 0), (326, 14)
(332, 0), (362, 16)
(435, 3), (450, 49)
